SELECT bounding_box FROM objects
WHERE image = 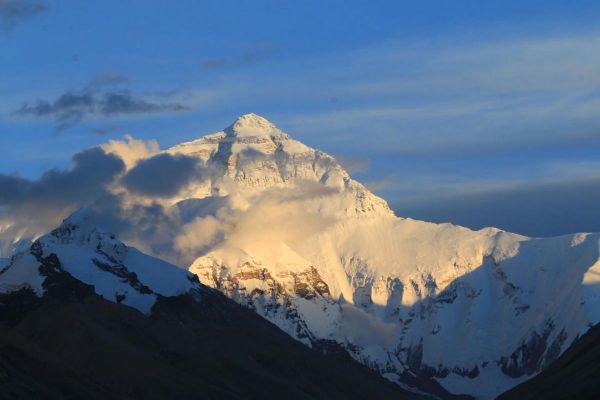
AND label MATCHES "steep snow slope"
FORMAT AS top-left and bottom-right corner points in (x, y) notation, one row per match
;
(191, 216), (600, 398)
(165, 113), (391, 217)
(159, 114), (600, 399)
(0, 230), (31, 259)
(0, 209), (202, 314)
